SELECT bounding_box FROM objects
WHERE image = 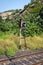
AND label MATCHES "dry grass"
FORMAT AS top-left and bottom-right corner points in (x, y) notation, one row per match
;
(0, 34), (43, 55)
(10, 34), (43, 50)
(26, 35), (43, 50)
(0, 35), (19, 56)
